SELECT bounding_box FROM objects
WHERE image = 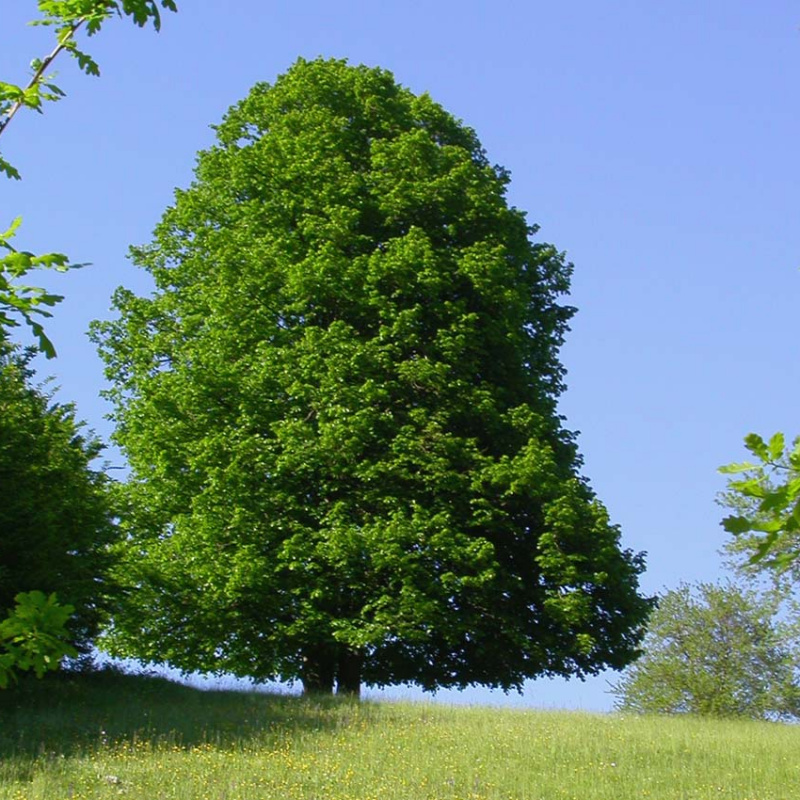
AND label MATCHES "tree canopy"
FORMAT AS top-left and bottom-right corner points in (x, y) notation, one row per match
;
(611, 582), (800, 721)
(93, 58), (652, 696)
(0, 343), (117, 653)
